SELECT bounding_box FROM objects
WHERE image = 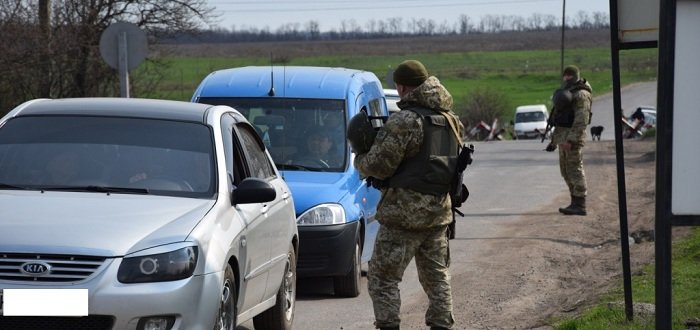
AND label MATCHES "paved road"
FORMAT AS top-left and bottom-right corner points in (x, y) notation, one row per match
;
(590, 81), (657, 141)
(238, 82), (658, 329)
